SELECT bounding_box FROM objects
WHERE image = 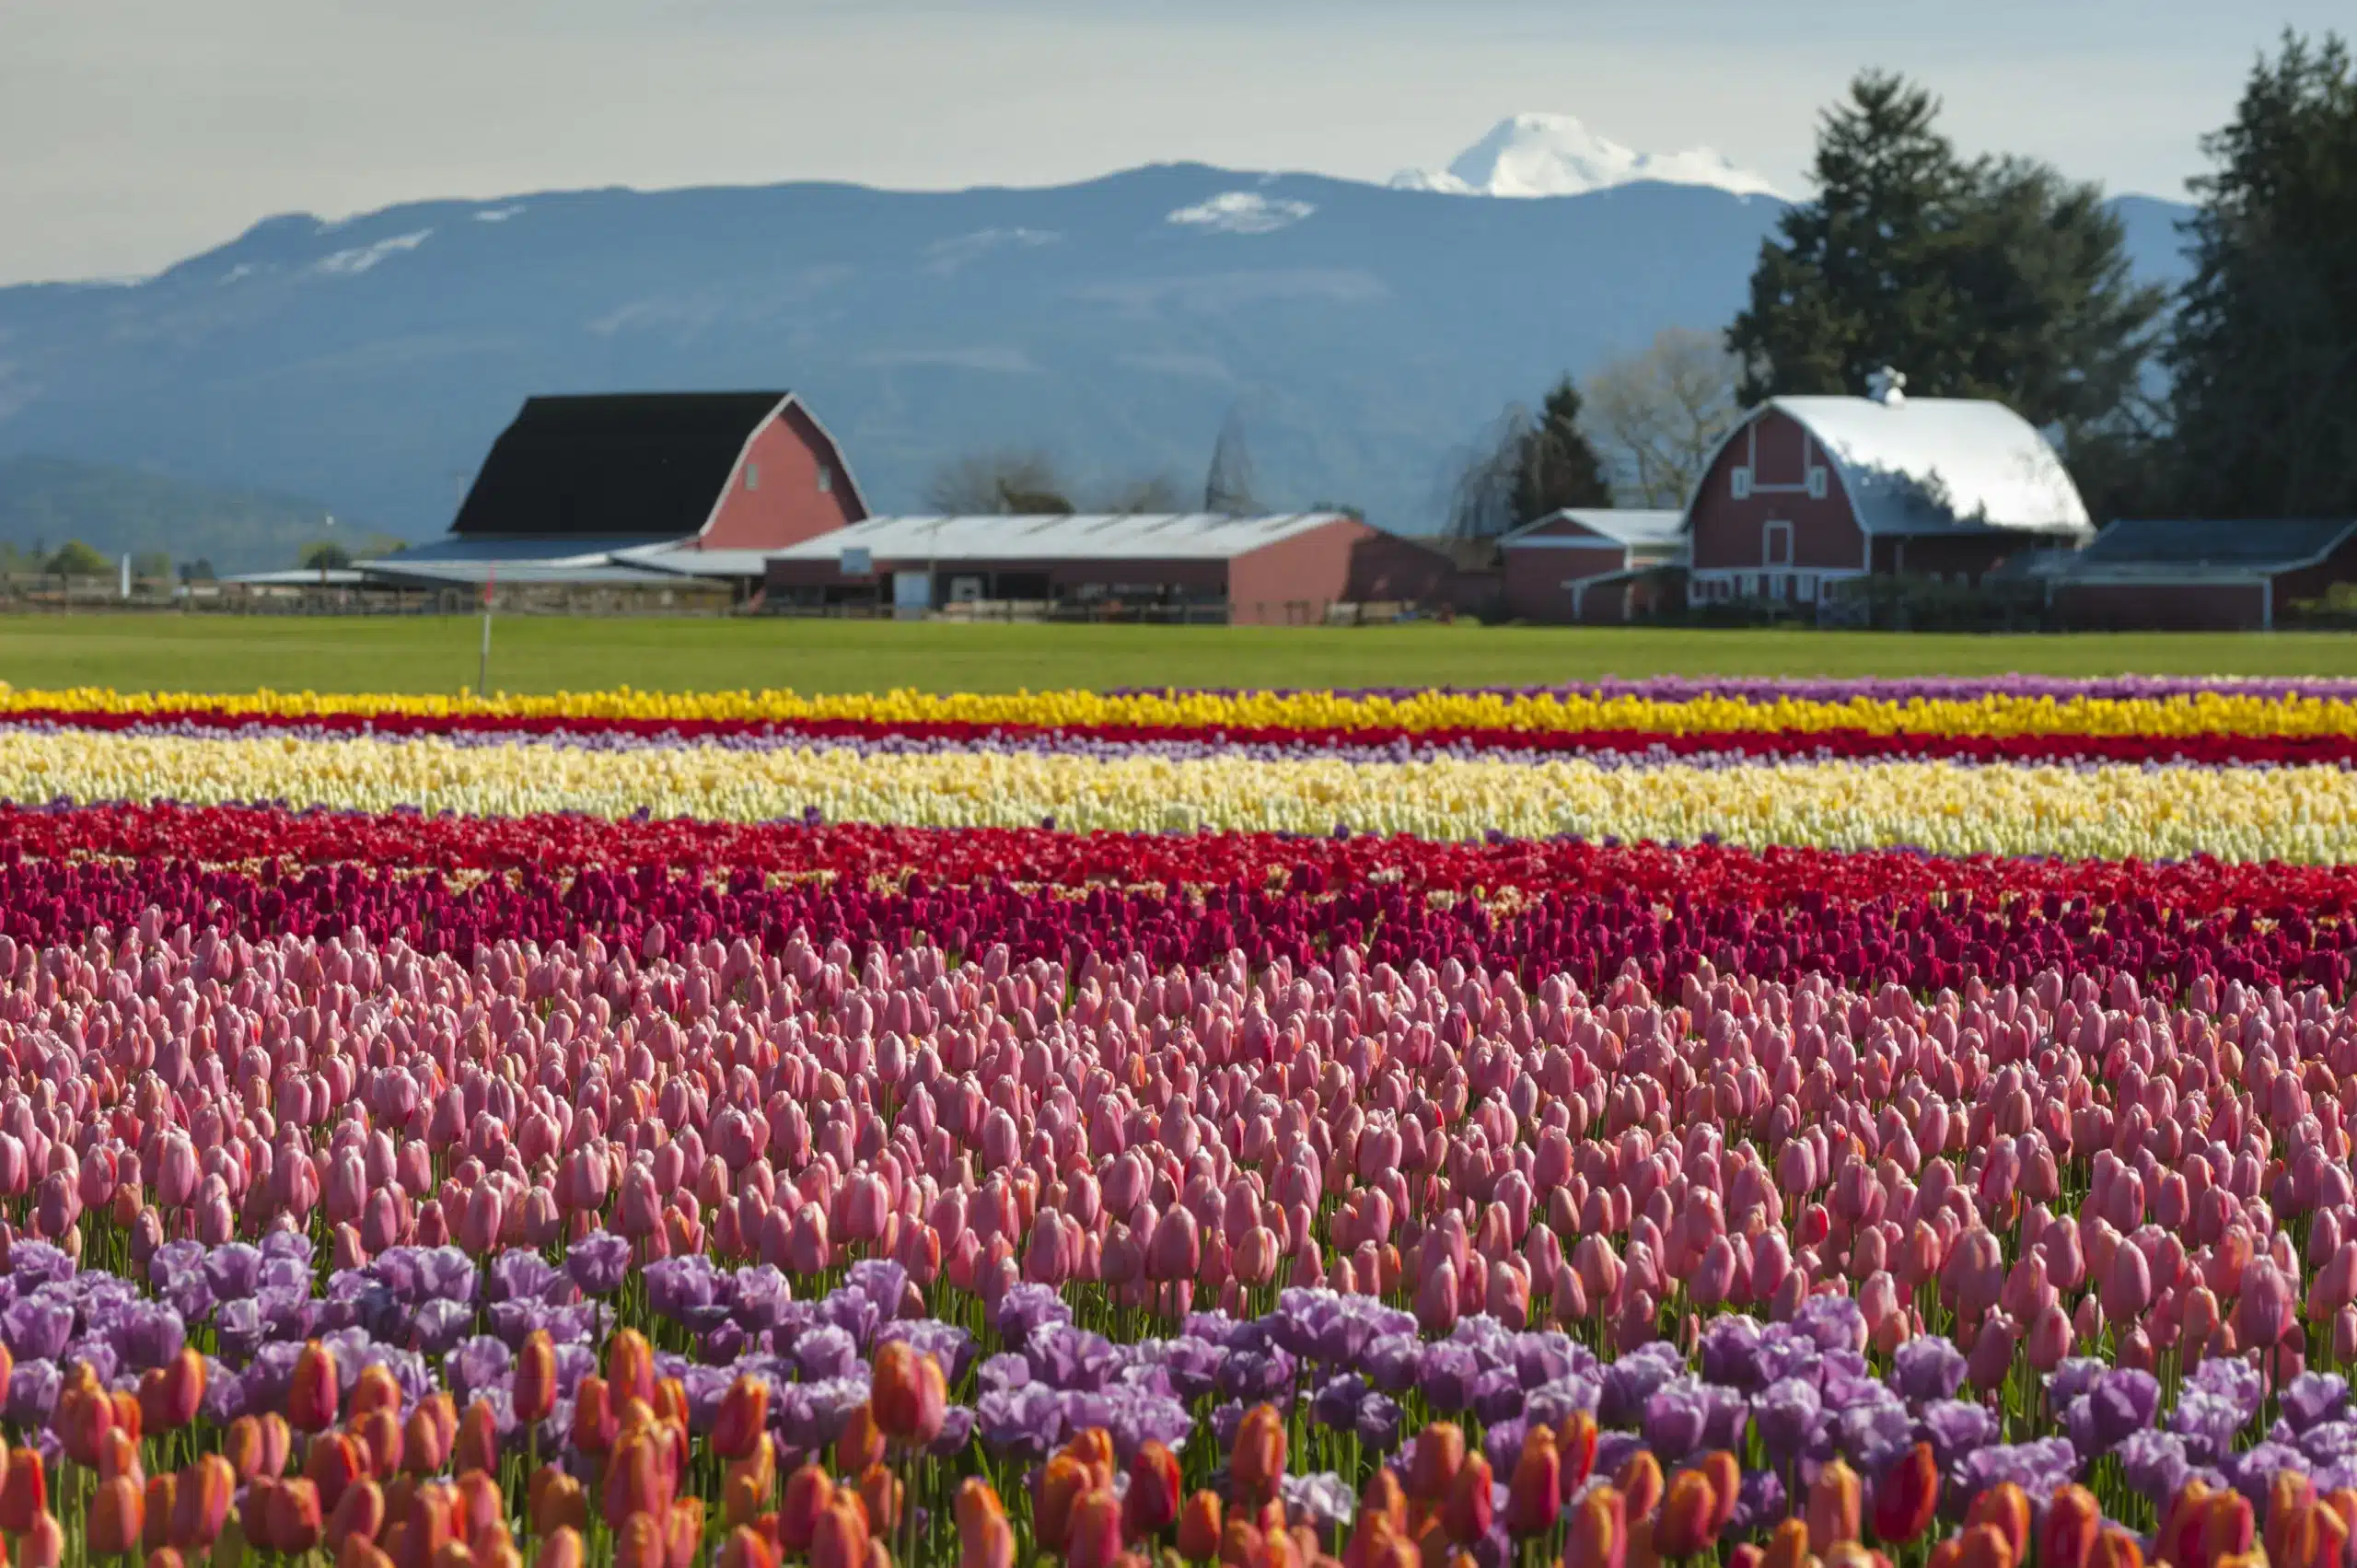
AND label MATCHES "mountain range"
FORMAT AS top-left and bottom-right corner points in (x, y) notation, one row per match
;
(0, 119), (2197, 545)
